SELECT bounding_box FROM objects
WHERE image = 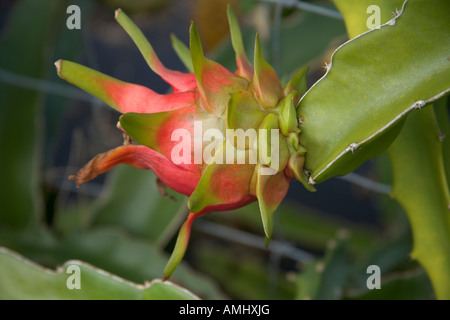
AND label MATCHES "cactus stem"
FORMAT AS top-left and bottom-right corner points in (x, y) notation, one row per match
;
(309, 87), (450, 183)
